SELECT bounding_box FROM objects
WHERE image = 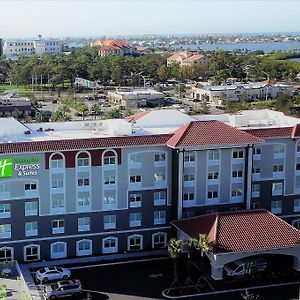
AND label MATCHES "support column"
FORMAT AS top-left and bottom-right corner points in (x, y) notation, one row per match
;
(246, 146), (253, 210)
(211, 262), (224, 281)
(177, 150), (184, 220)
(293, 256), (300, 271)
